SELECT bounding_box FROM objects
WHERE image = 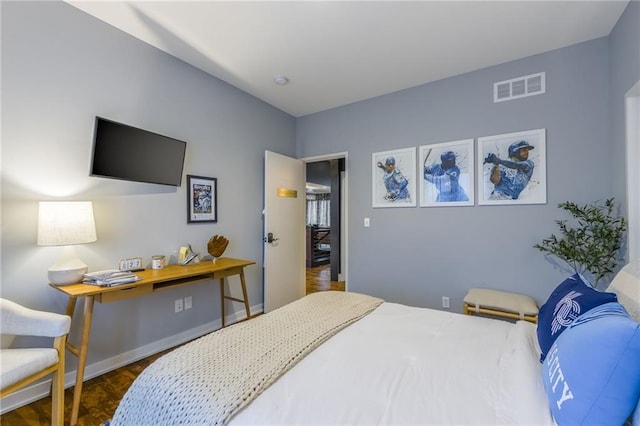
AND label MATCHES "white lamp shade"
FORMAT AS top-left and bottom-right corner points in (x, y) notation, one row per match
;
(38, 201), (97, 285)
(37, 201), (97, 246)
